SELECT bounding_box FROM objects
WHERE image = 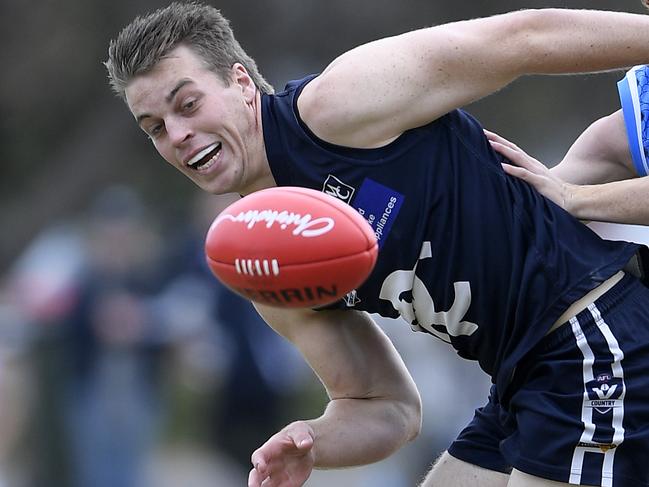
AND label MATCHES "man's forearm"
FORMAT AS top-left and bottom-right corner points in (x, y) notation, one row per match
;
(568, 177), (649, 225)
(307, 396), (421, 469)
(518, 9), (649, 75)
